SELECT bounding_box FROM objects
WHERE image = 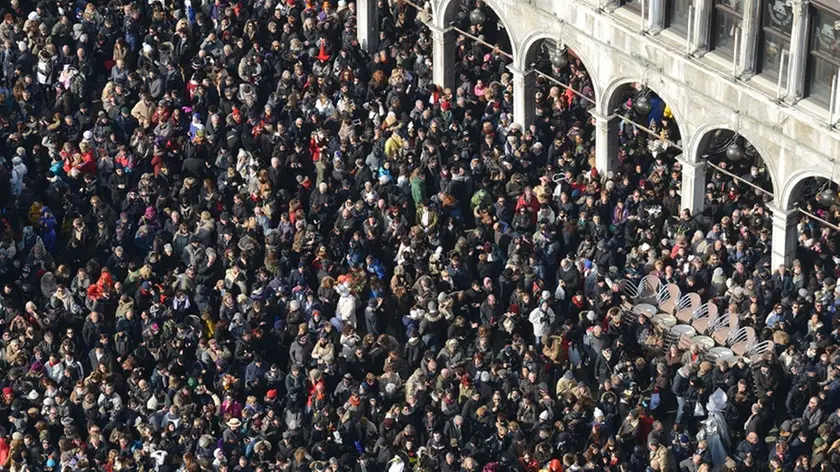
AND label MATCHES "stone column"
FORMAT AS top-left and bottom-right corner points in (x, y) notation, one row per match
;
(590, 112), (620, 176)
(678, 158), (707, 215)
(356, 0), (379, 53)
(785, 0), (811, 103)
(431, 25), (456, 90)
(692, 0), (713, 52)
(508, 66), (537, 129)
(738, 0), (761, 75)
(769, 205), (799, 268)
(647, 0), (666, 34)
